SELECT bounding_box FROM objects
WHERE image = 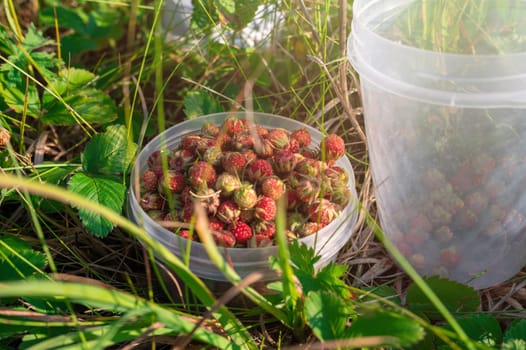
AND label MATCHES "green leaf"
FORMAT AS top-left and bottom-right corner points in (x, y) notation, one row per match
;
(0, 236), (47, 281)
(347, 307), (425, 347)
(57, 68), (96, 90)
(38, 7), (89, 34)
(0, 74), (41, 118)
(23, 24), (56, 51)
(183, 90), (224, 119)
(406, 276), (480, 319)
(361, 285), (401, 305)
(82, 125), (137, 175)
(454, 314), (502, 346)
(216, 0), (261, 30)
(41, 87), (117, 125)
(304, 290), (353, 340)
(67, 173), (125, 237)
(504, 319), (526, 342)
